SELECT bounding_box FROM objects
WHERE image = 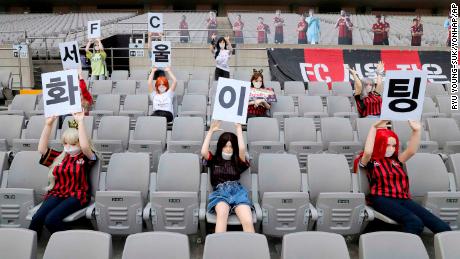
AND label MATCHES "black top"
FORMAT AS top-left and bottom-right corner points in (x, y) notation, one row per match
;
(204, 151), (249, 187)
